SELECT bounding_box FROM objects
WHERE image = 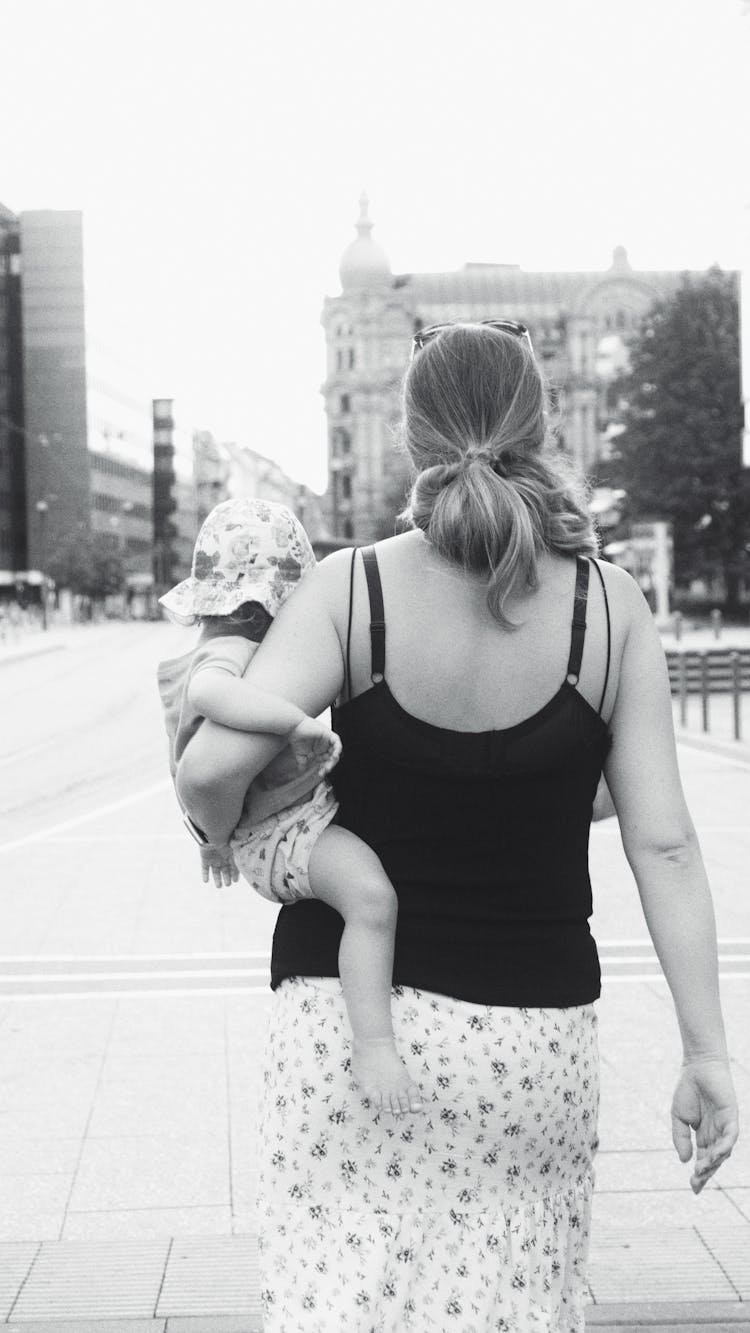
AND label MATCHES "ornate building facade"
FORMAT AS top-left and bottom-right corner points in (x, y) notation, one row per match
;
(321, 196), (715, 543)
